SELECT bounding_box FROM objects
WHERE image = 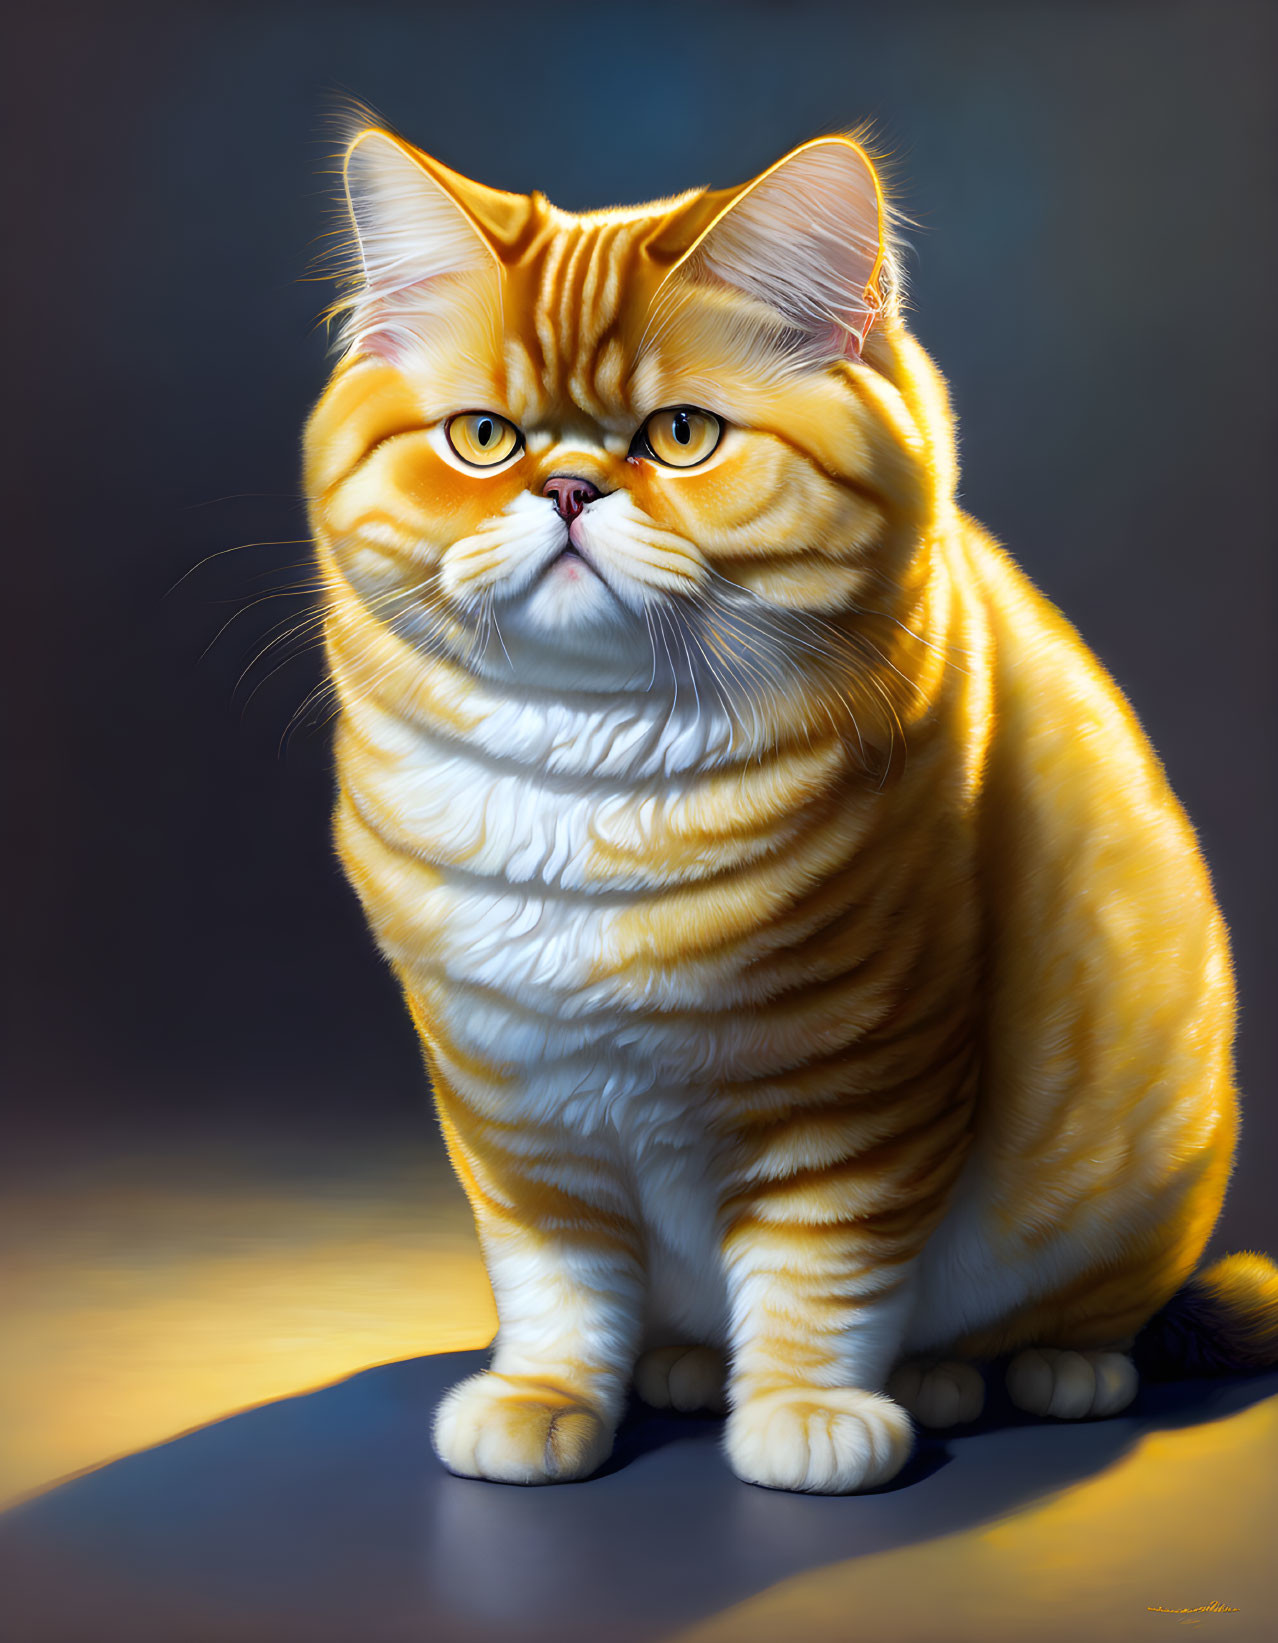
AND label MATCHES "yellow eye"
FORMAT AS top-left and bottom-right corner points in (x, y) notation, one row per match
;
(639, 407), (722, 468)
(445, 411), (523, 468)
